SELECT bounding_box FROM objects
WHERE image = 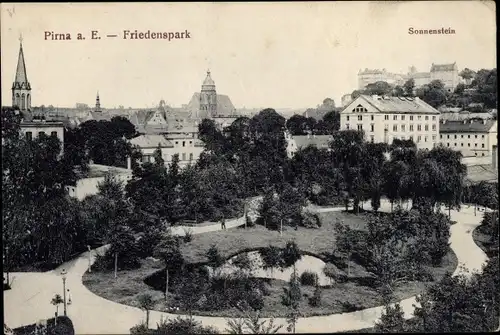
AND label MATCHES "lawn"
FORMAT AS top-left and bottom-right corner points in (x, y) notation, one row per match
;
(179, 211), (369, 264)
(83, 210), (458, 318)
(472, 224), (499, 257)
